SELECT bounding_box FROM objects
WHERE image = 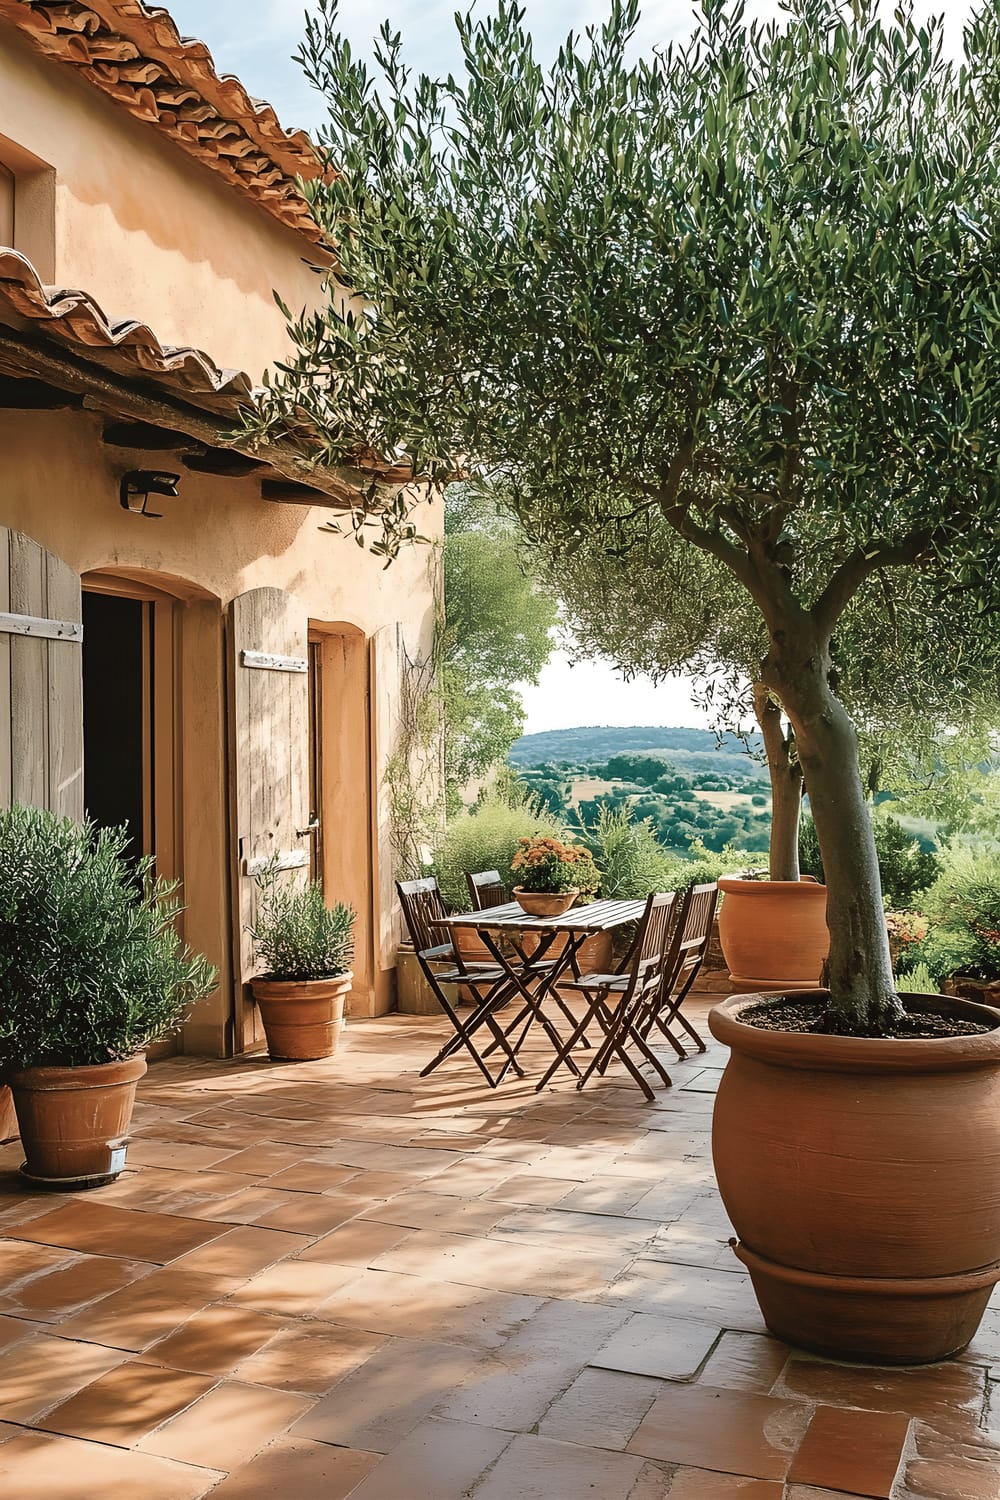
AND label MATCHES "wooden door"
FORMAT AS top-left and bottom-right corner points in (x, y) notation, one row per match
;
(0, 527), (83, 821)
(229, 587), (311, 1051)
